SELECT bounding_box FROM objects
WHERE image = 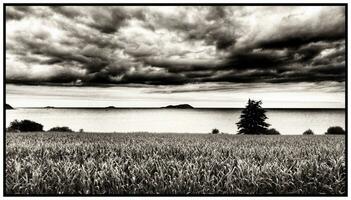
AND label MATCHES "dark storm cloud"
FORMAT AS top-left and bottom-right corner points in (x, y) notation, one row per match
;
(142, 58), (221, 73)
(185, 22), (237, 51)
(258, 32), (345, 49)
(256, 6), (345, 49)
(6, 6), (345, 88)
(50, 6), (82, 19)
(142, 6), (238, 50)
(51, 6), (146, 34)
(87, 8), (132, 34)
(119, 72), (187, 85)
(308, 64), (345, 76)
(6, 6), (32, 21)
(221, 51), (290, 70)
(201, 7), (237, 50)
